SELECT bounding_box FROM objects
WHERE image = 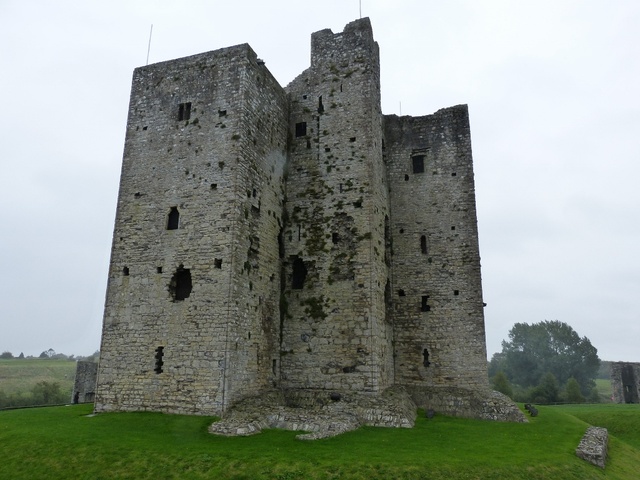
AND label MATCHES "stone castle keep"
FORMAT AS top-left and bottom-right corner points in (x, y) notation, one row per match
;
(95, 18), (522, 434)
